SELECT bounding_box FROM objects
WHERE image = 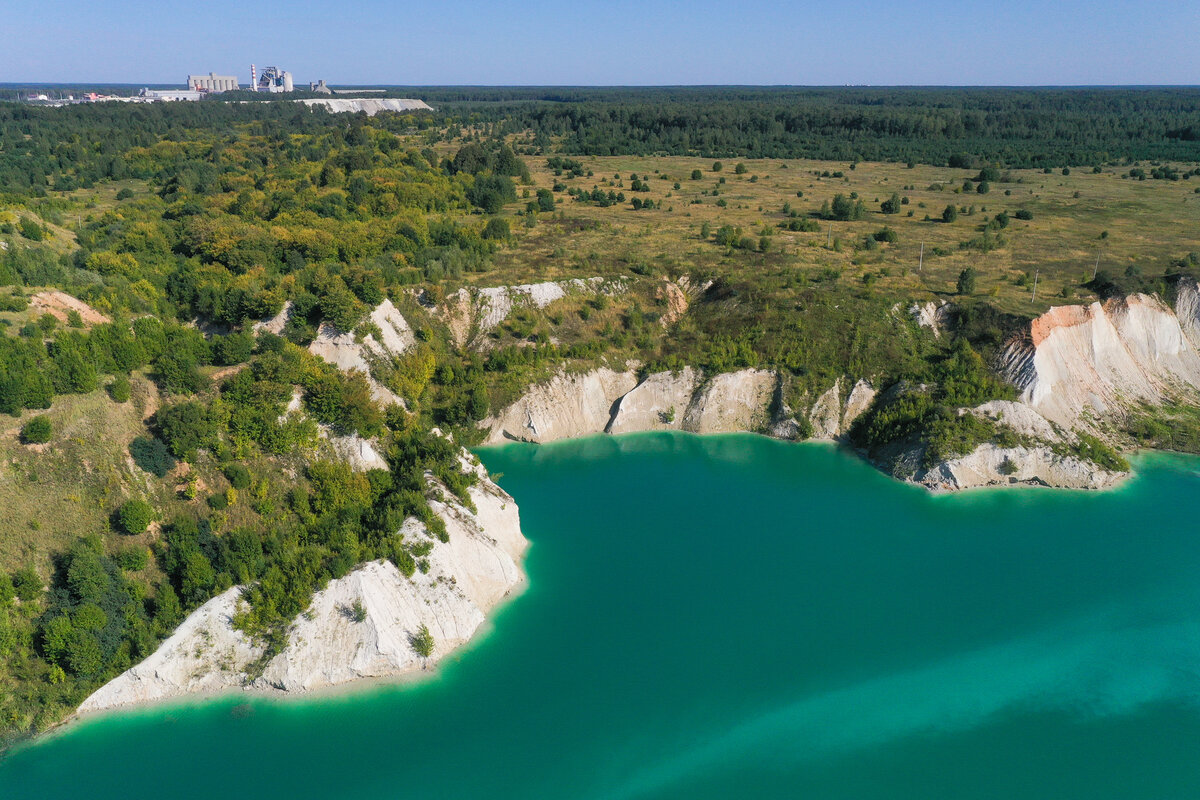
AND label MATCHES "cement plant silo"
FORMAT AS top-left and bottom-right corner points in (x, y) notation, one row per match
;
(282, 71), (294, 92)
